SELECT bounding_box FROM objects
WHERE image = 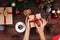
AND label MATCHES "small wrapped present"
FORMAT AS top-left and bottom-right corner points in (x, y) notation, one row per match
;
(29, 13), (41, 27)
(0, 7), (13, 25)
